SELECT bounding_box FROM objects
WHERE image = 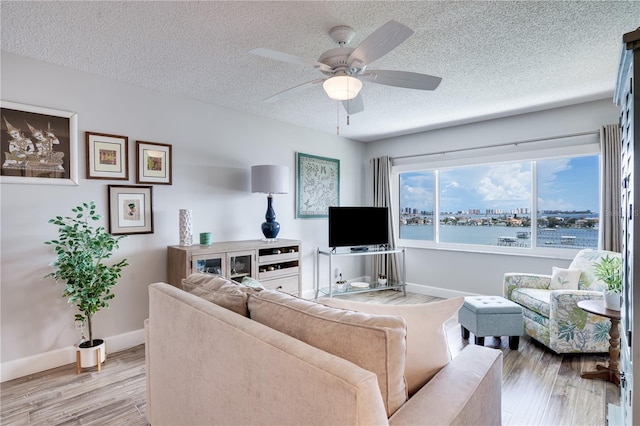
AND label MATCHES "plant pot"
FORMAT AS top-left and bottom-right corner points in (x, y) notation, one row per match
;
(378, 278), (388, 286)
(603, 290), (621, 311)
(76, 339), (106, 372)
